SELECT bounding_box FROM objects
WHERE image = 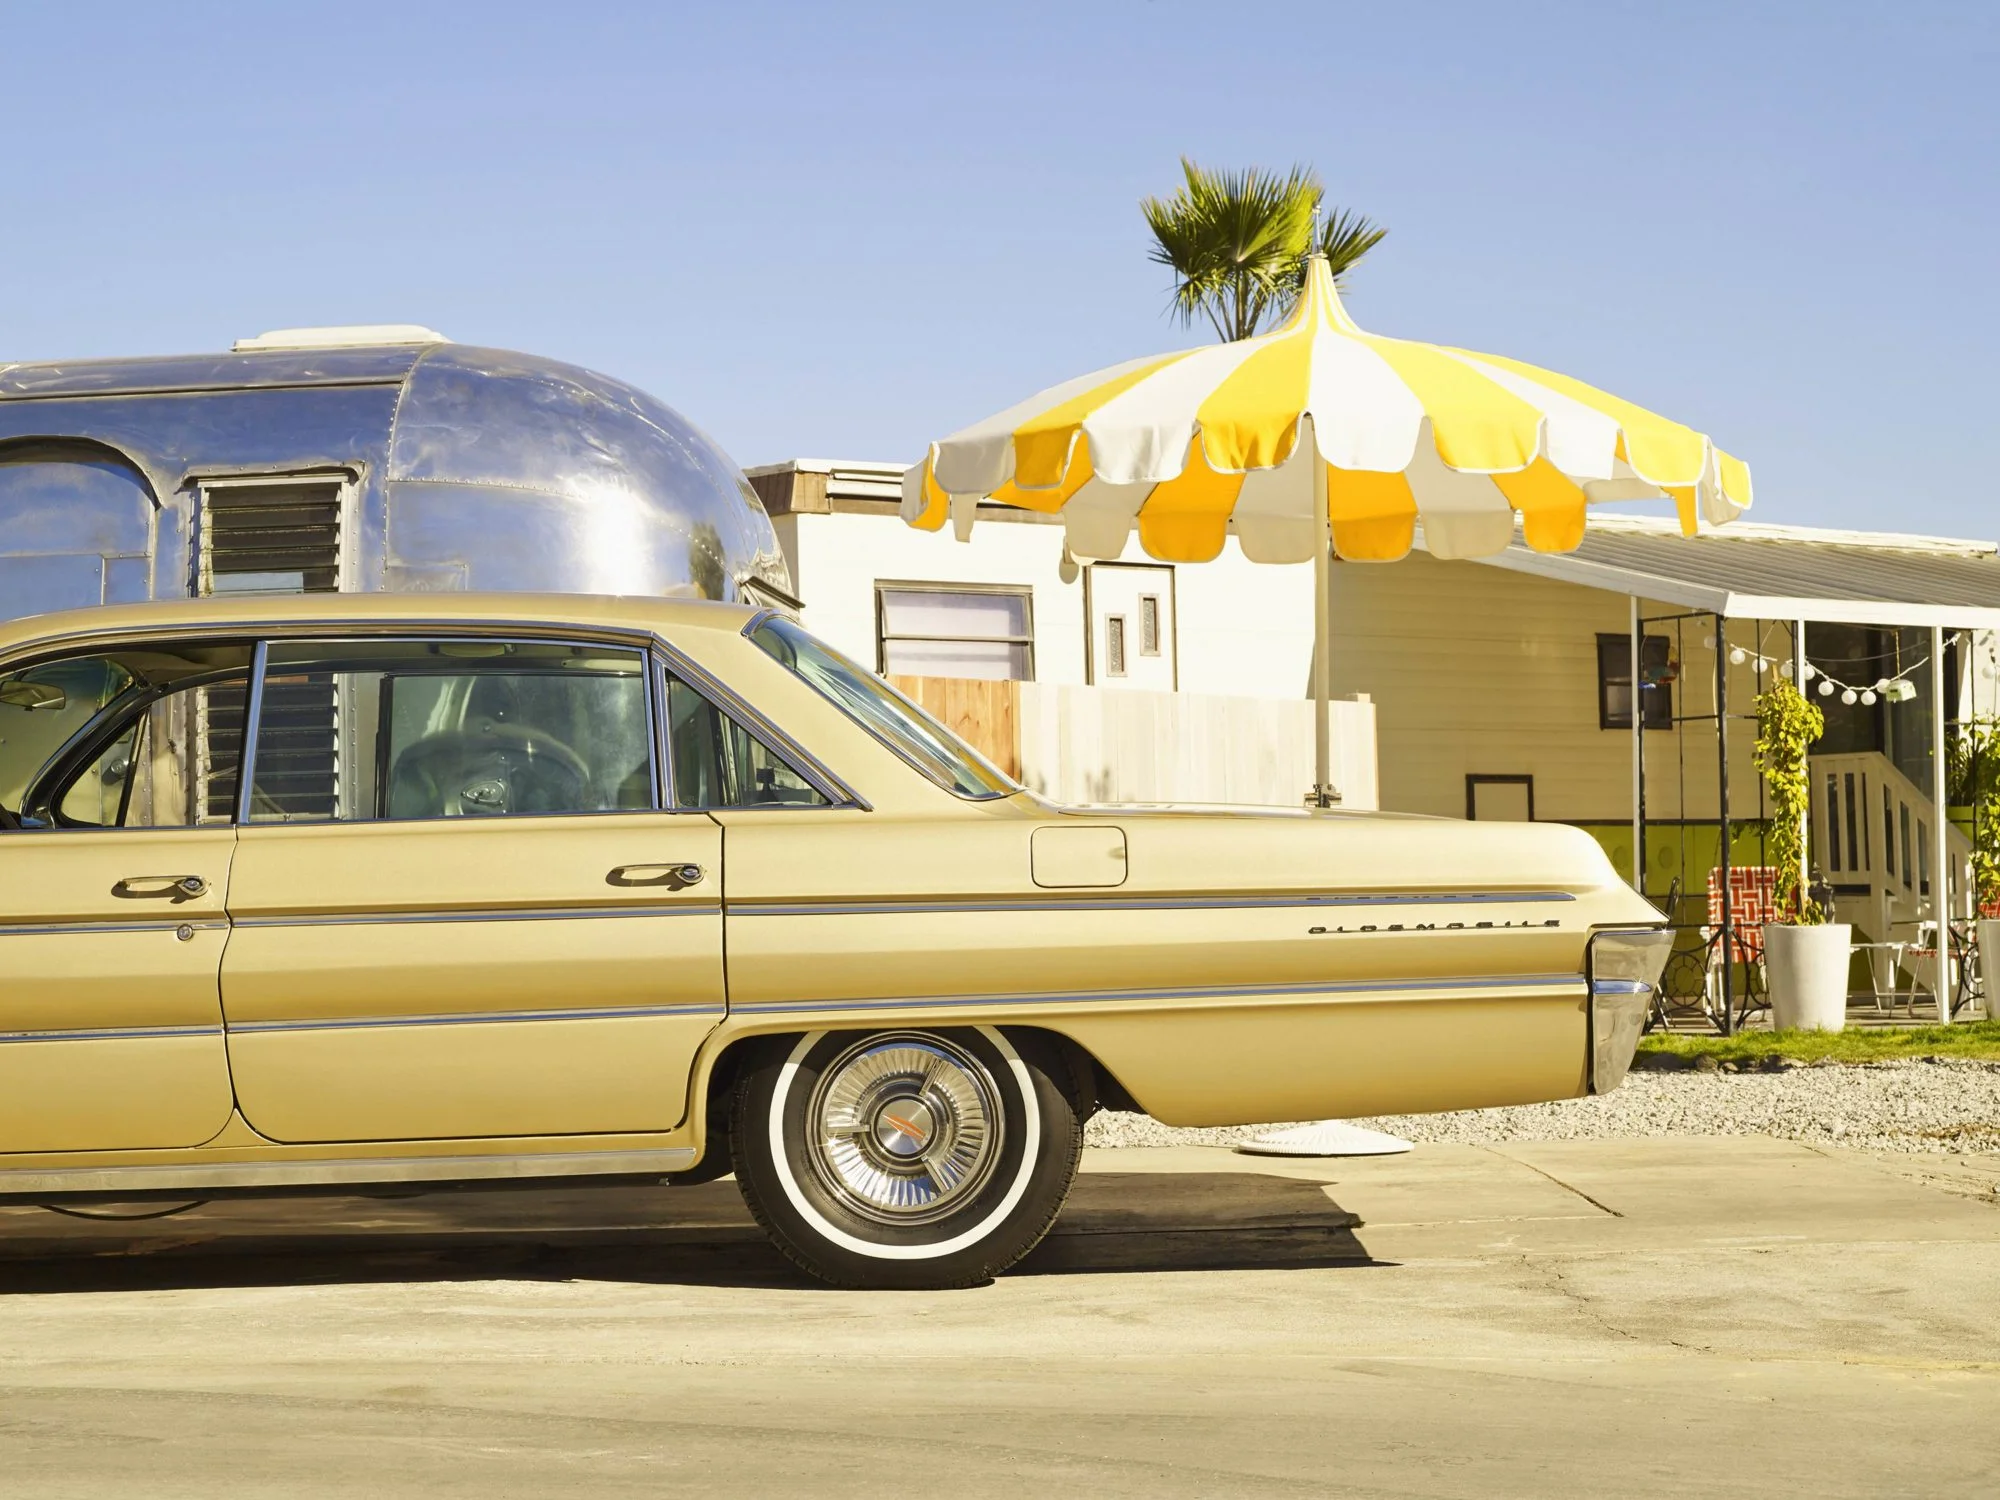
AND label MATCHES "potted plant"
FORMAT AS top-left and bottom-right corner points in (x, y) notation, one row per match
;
(1754, 680), (1851, 1031)
(1956, 719), (2000, 1018)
